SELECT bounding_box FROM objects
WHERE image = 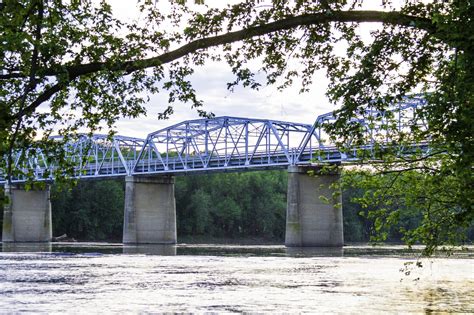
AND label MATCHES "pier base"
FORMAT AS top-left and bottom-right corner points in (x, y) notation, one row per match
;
(2, 184), (52, 242)
(285, 166), (343, 247)
(123, 176), (177, 244)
